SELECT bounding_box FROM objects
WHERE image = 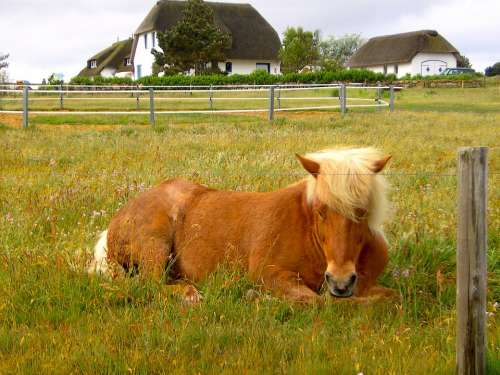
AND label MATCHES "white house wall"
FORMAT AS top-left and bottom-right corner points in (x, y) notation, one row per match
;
(410, 52), (457, 76)
(362, 53), (457, 78)
(100, 67), (117, 78)
(217, 60), (281, 75)
(133, 32), (281, 79)
(134, 32), (157, 79)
